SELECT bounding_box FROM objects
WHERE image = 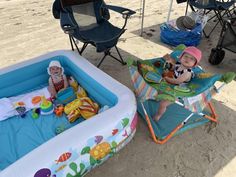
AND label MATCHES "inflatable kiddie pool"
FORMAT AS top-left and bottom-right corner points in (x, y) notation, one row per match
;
(0, 50), (137, 177)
